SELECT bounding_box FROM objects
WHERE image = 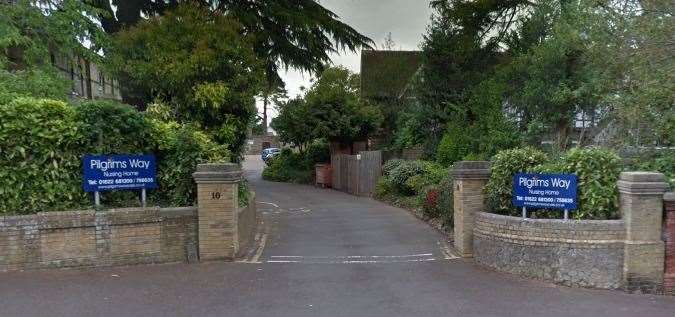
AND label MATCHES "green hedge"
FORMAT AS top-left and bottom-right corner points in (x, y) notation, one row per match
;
(0, 98), (230, 214)
(486, 147), (621, 220)
(262, 149), (314, 184)
(261, 140), (329, 184)
(484, 147), (548, 213)
(0, 98), (88, 213)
